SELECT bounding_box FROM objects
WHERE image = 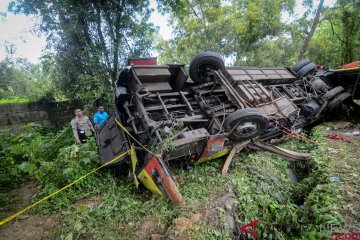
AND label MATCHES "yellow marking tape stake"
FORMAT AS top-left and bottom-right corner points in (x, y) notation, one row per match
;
(0, 149), (131, 226)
